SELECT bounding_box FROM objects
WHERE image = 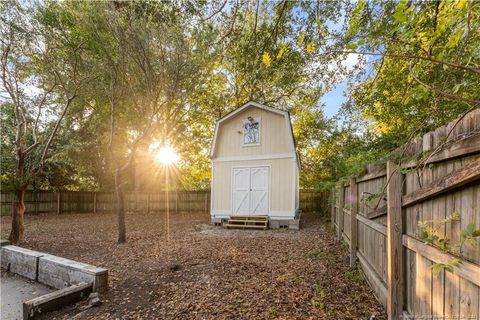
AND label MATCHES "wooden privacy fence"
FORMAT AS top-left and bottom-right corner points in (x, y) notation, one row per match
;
(331, 109), (480, 320)
(0, 191), (211, 215)
(300, 189), (329, 214)
(1, 189), (326, 216)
